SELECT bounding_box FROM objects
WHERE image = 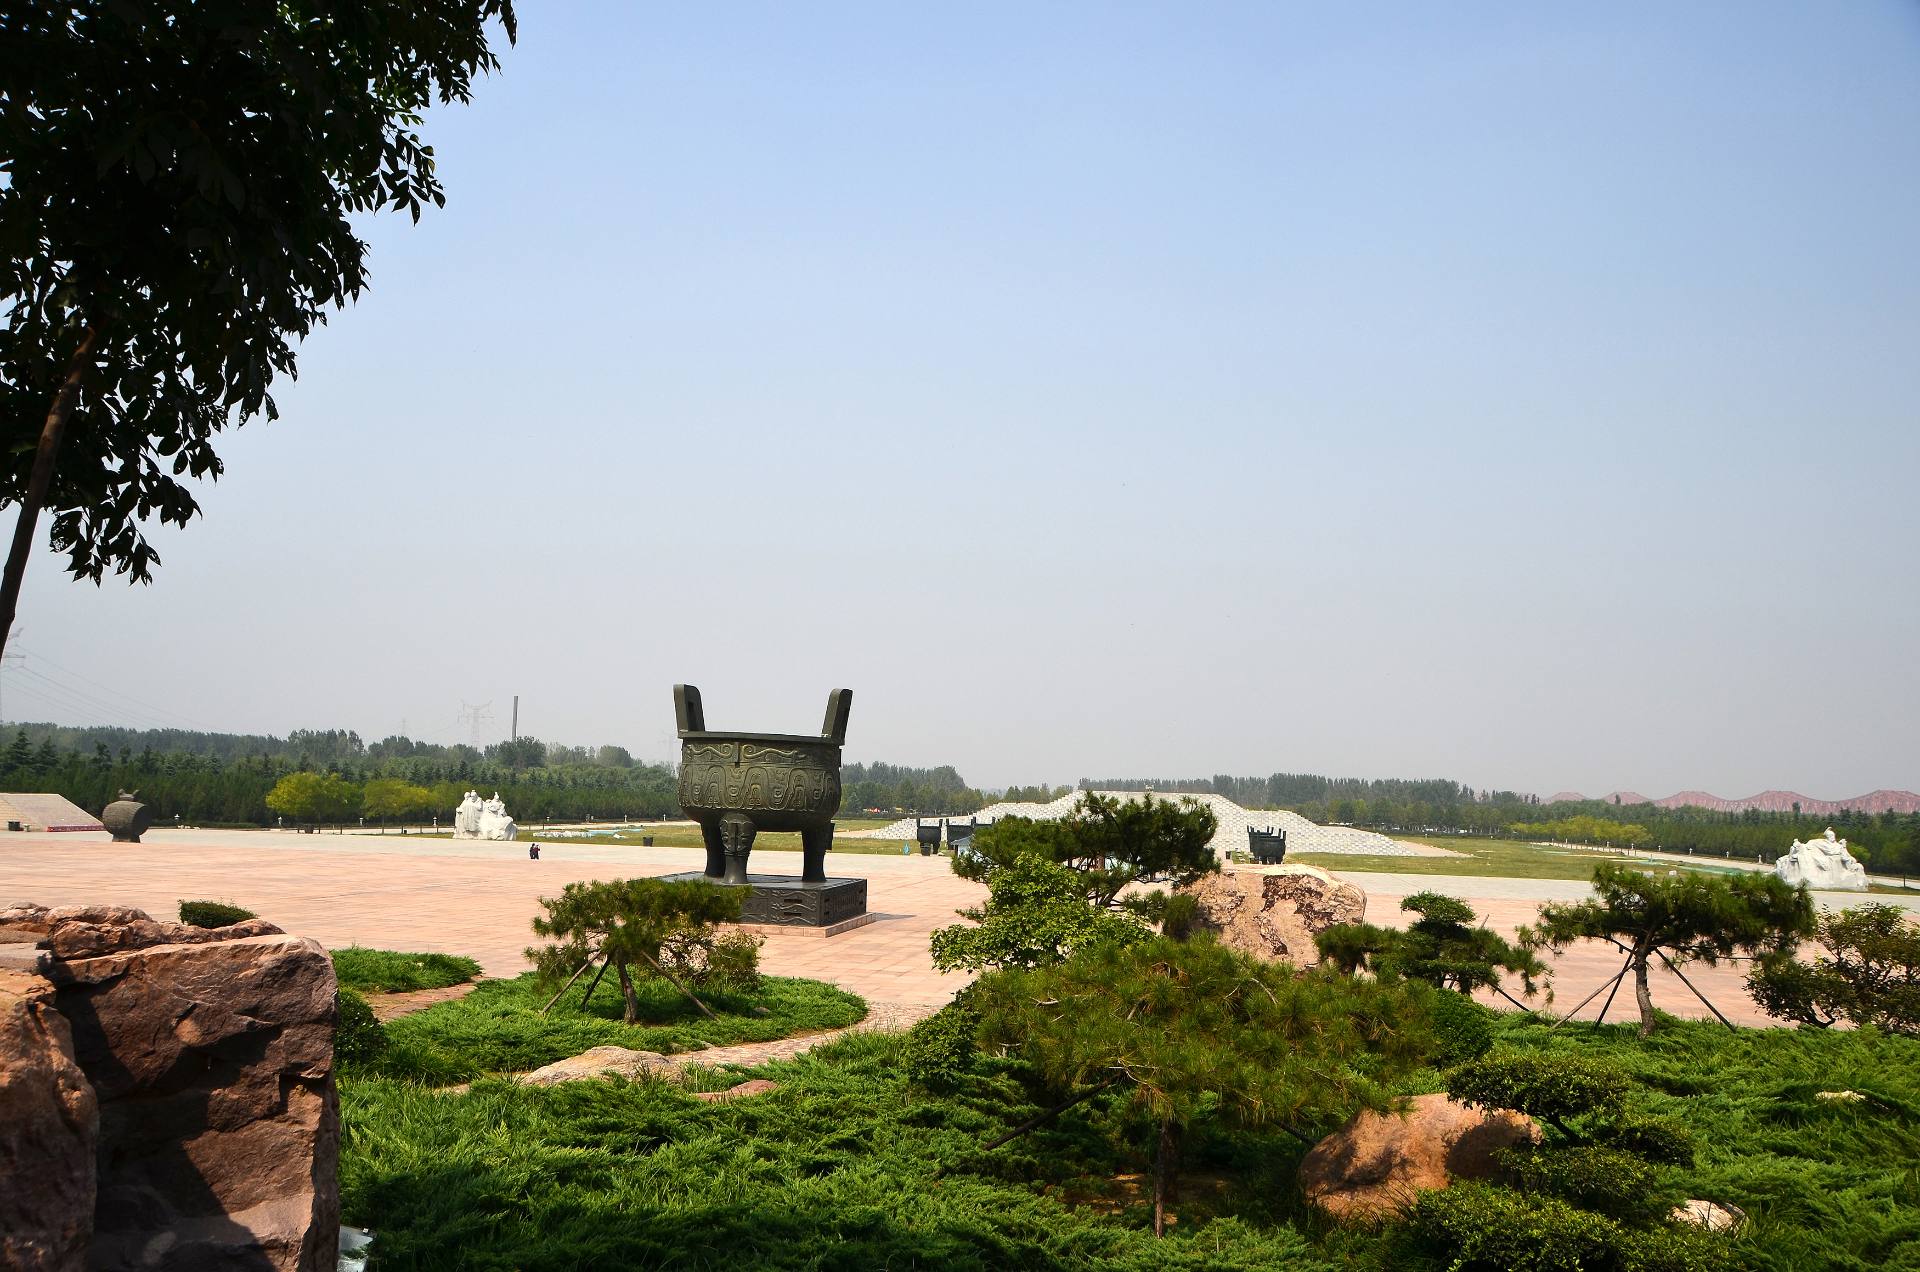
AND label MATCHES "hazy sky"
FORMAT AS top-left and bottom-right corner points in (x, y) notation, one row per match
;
(13, 2), (1919, 797)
